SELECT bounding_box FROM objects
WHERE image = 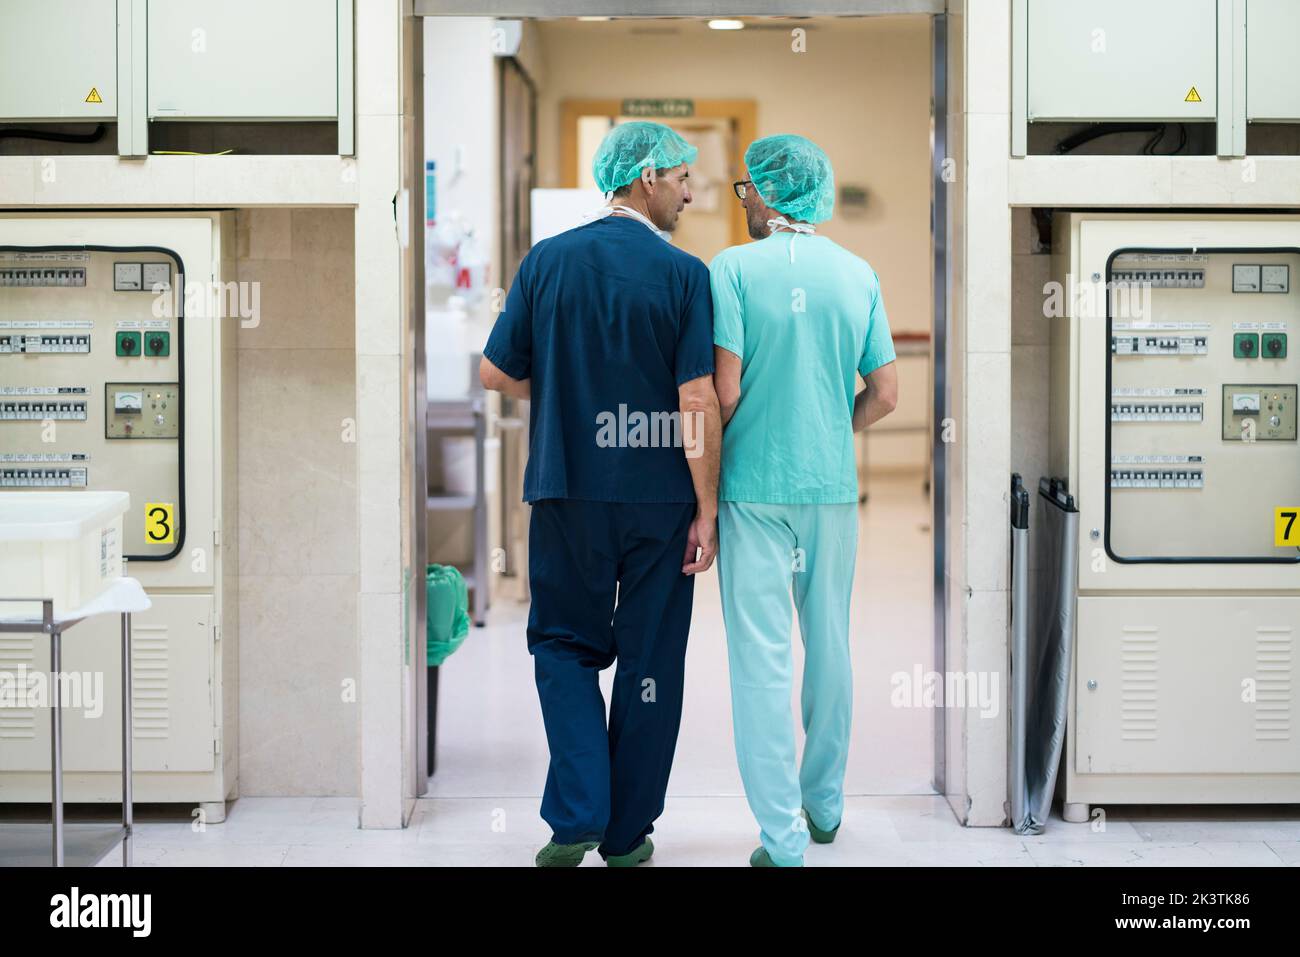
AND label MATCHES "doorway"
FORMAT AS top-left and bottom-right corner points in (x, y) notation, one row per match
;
(413, 9), (951, 850)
